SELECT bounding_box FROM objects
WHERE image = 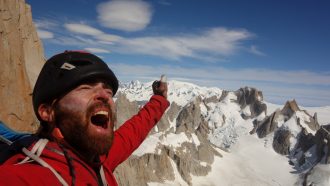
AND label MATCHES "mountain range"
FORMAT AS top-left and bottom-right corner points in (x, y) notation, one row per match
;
(113, 80), (330, 186)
